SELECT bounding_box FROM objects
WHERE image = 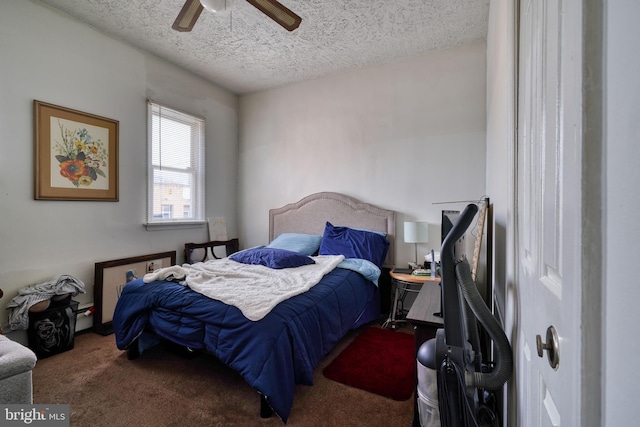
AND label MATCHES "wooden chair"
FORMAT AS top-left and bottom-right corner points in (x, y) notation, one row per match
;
(184, 238), (239, 264)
